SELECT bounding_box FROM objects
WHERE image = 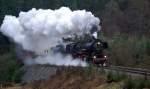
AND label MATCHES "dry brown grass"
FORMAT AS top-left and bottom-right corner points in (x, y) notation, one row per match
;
(21, 68), (106, 89)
